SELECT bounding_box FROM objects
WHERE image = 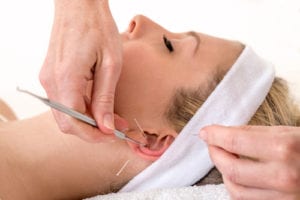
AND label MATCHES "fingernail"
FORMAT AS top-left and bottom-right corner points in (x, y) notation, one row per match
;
(103, 114), (115, 130)
(199, 130), (207, 141)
